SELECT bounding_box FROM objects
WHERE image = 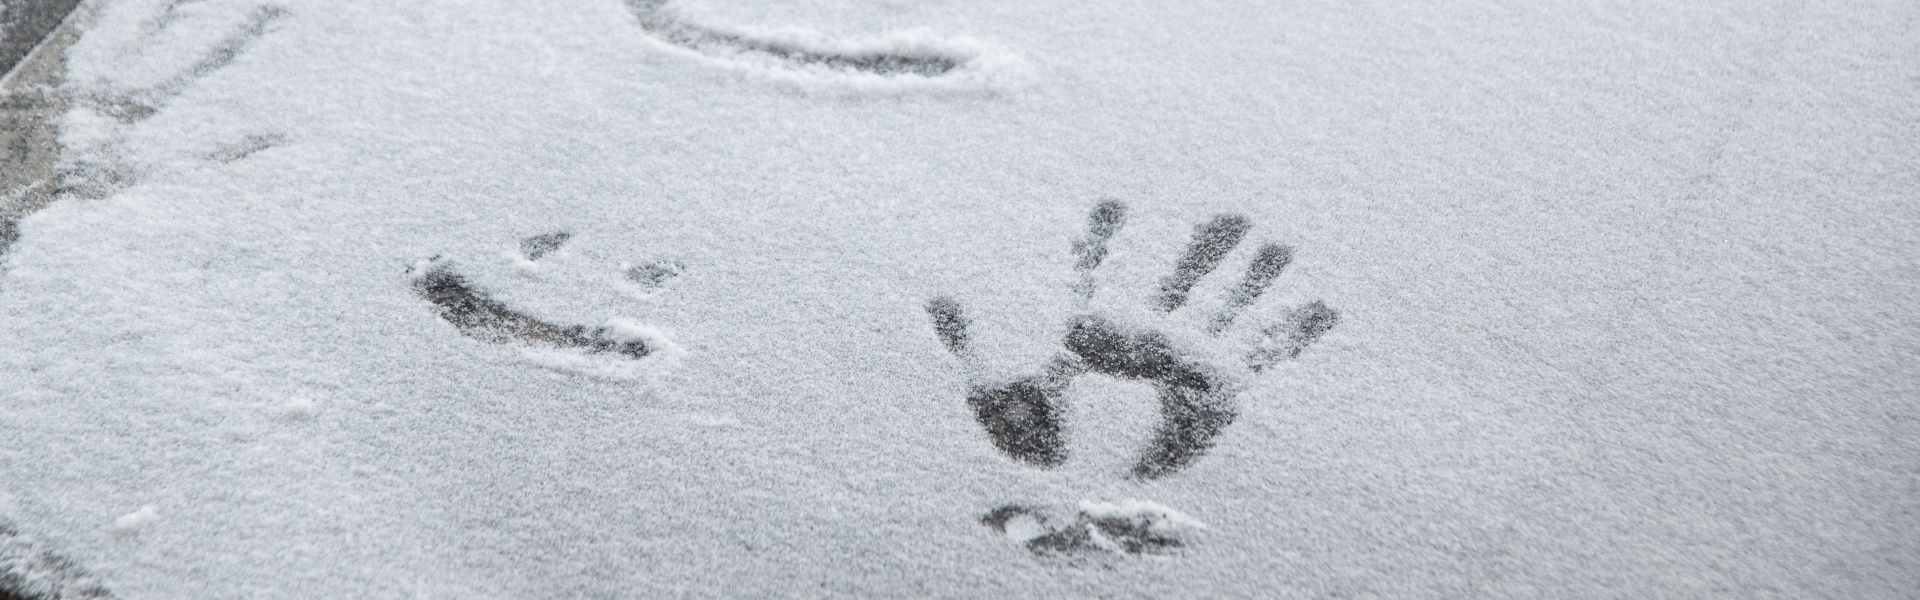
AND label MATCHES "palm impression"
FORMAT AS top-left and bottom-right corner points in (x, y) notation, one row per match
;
(928, 201), (1338, 480)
